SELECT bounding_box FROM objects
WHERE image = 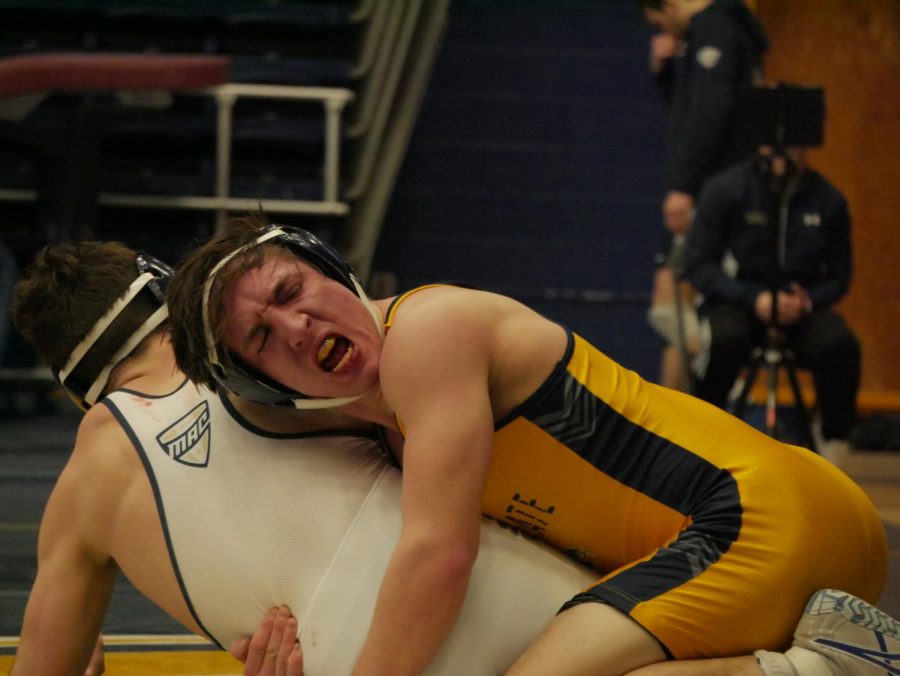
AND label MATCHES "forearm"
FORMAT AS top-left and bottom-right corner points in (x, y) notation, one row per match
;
(352, 537), (474, 676)
(667, 129), (723, 196)
(13, 539), (115, 676)
(805, 278), (848, 309)
(666, 86), (733, 195)
(807, 214), (852, 308)
(685, 263), (758, 307)
(13, 598), (106, 676)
